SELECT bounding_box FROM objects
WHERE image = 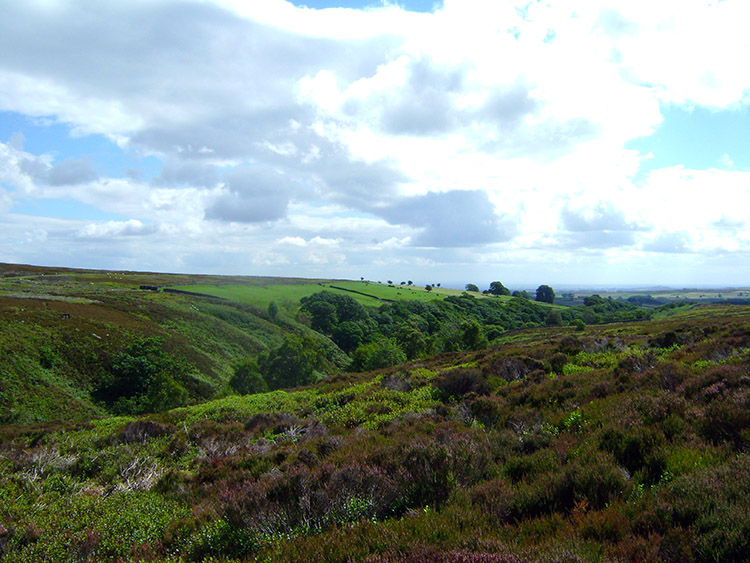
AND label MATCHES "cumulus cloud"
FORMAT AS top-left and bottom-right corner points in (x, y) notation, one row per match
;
(379, 190), (517, 247)
(152, 160), (219, 188)
(0, 188), (12, 213)
(552, 202), (651, 251)
(561, 202), (646, 233)
(47, 158), (98, 186)
(76, 219), (157, 239)
(642, 231), (692, 254)
(15, 153), (97, 187)
(713, 216), (746, 232)
(205, 166), (297, 223)
(0, 0), (748, 283)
